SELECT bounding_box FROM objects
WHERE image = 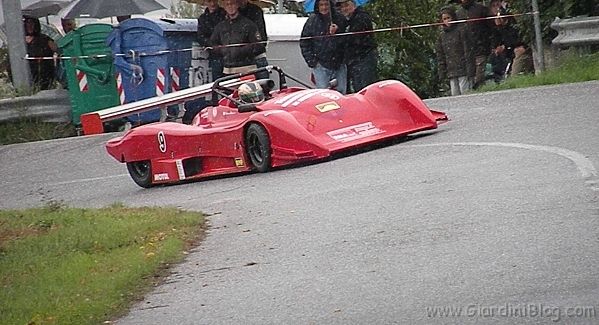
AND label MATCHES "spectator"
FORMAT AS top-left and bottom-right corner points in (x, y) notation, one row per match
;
(337, 0), (378, 93)
(238, 0), (269, 79)
(435, 7), (474, 96)
(456, 0), (496, 89)
(197, 0), (226, 81)
(61, 18), (76, 35)
(510, 41), (534, 77)
(116, 15), (131, 23)
(300, 0), (348, 94)
(56, 19), (77, 89)
(488, 7), (521, 82)
(210, 0), (266, 76)
(23, 16), (57, 90)
(487, 43), (509, 83)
